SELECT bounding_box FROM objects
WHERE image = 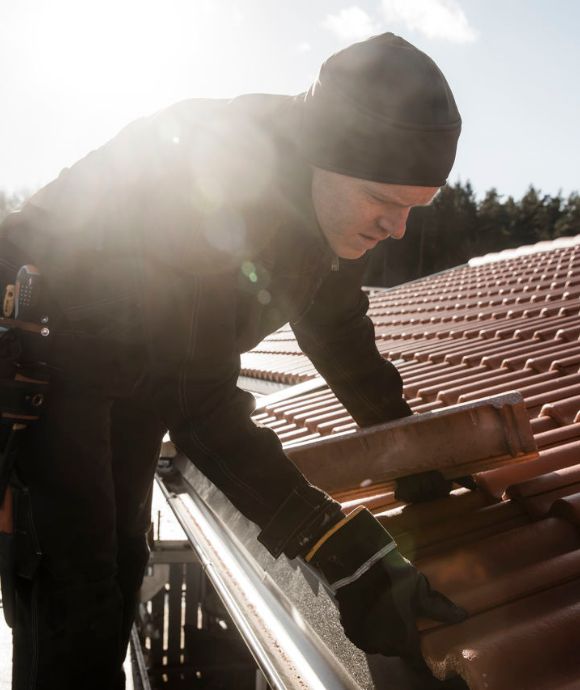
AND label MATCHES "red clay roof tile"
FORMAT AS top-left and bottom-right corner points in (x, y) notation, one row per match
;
(506, 464), (580, 501)
(431, 368), (548, 405)
(551, 492), (580, 524)
(530, 415), (557, 433)
(534, 423), (580, 449)
(539, 395), (580, 425)
(476, 440), (580, 498)
(421, 579), (580, 689)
